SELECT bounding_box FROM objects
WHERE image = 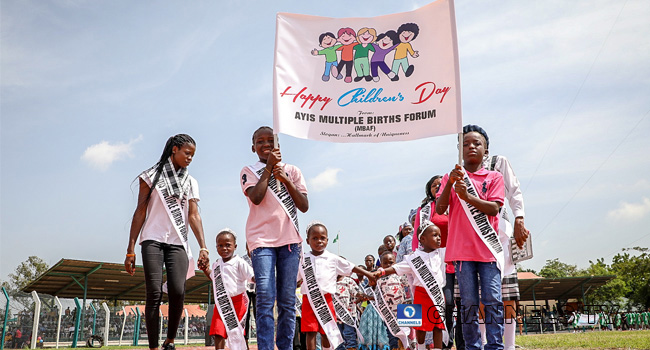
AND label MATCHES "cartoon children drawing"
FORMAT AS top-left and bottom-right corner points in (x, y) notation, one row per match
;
(370, 30), (399, 82)
(353, 27), (377, 82)
(311, 32), (343, 82)
(335, 27), (358, 83)
(392, 23), (420, 81)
